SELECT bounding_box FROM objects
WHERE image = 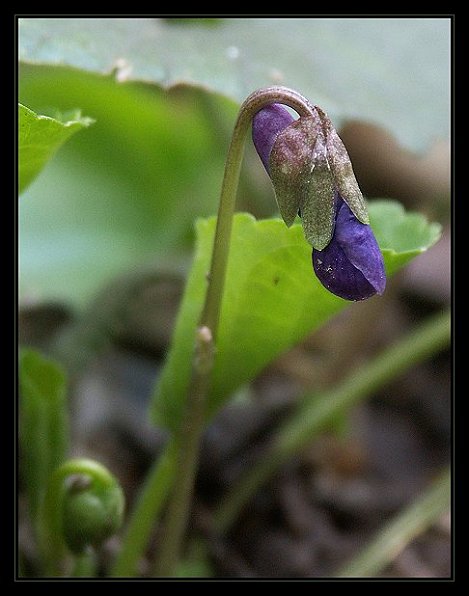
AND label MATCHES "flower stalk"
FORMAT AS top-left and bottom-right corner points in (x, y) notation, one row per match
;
(154, 87), (316, 577)
(154, 84), (391, 575)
